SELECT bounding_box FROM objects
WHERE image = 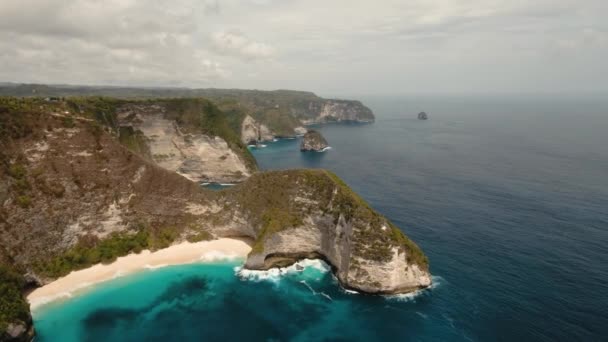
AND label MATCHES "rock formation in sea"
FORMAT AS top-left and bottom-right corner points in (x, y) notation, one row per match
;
(418, 112), (428, 120)
(300, 130), (329, 152)
(0, 96), (429, 339)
